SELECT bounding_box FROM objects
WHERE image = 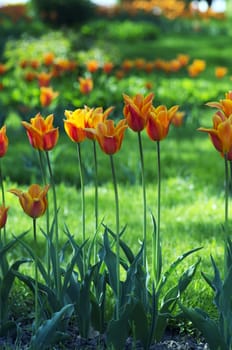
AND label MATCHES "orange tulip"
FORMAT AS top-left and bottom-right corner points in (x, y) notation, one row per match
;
(40, 86), (59, 107)
(171, 110), (185, 127)
(215, 67), (227, 79)
(102, 62), (114, 74)
(123, 92), (154, 132)
(9, 184), (49, 219)
(86, 60), (99, 73)
(0, 125), (8, 157)
(43, 52), (55, 66)
(79, 77), (93, 95)
(206, 94), (232, 118)
(85, 106), (114, 140)
(37, 71), (53, 87)
(89, 119), (128, 155)
(64, 108), (88, 143)
(198, 113), (232, 158)
(146, 104), (179, 141)
(22, 113), (59, 151)
(0, 64), (8, 75)
(0, 205), (9, 229)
